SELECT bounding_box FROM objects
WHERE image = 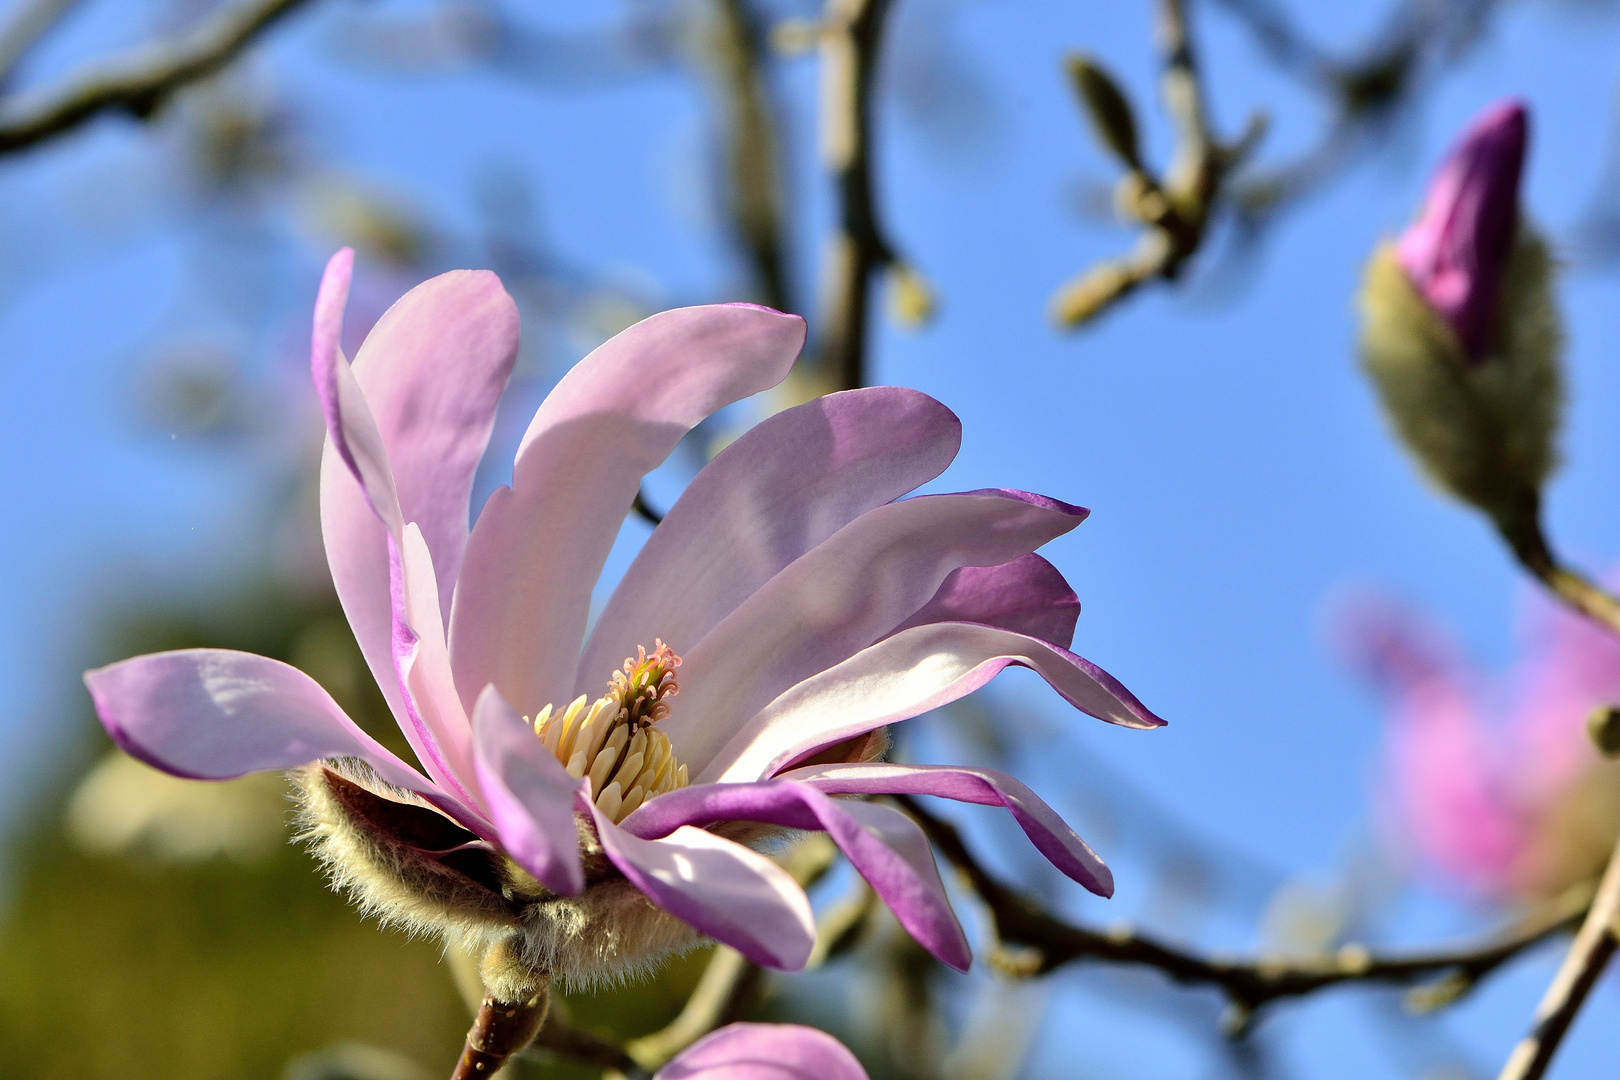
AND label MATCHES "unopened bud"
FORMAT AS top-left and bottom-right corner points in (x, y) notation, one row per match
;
(1587, 705), (1620, 758)
(1065, 54), (1143, 172)
(1356, 100), (1563, 527)
(1396, 101), (1526, 362)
